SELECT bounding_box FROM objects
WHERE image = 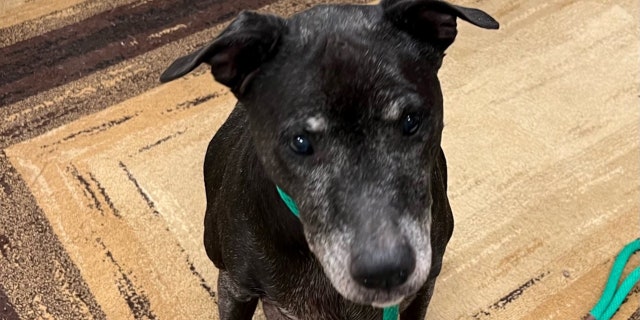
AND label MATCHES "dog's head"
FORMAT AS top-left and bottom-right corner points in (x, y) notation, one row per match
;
(161, 0), (497, 307)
